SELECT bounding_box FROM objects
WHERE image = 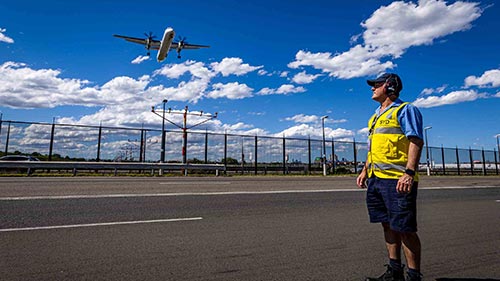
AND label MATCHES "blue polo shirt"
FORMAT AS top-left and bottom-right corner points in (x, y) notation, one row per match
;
(374, 98), (424, 140)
